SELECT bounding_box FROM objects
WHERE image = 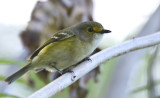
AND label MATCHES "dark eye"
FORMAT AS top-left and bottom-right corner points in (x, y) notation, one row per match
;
(88, 27), (93, 32)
